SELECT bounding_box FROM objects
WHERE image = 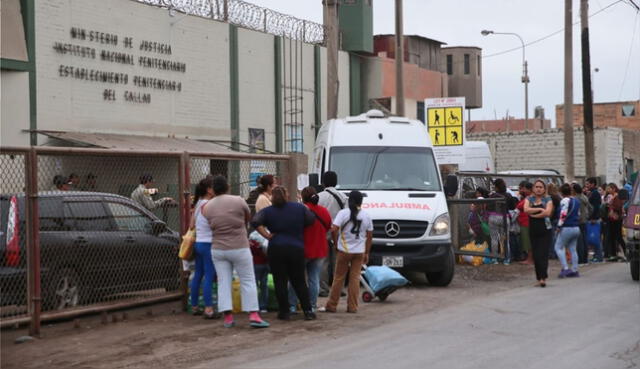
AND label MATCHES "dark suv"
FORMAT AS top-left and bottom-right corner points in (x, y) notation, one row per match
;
(0, 192), (181, 312)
